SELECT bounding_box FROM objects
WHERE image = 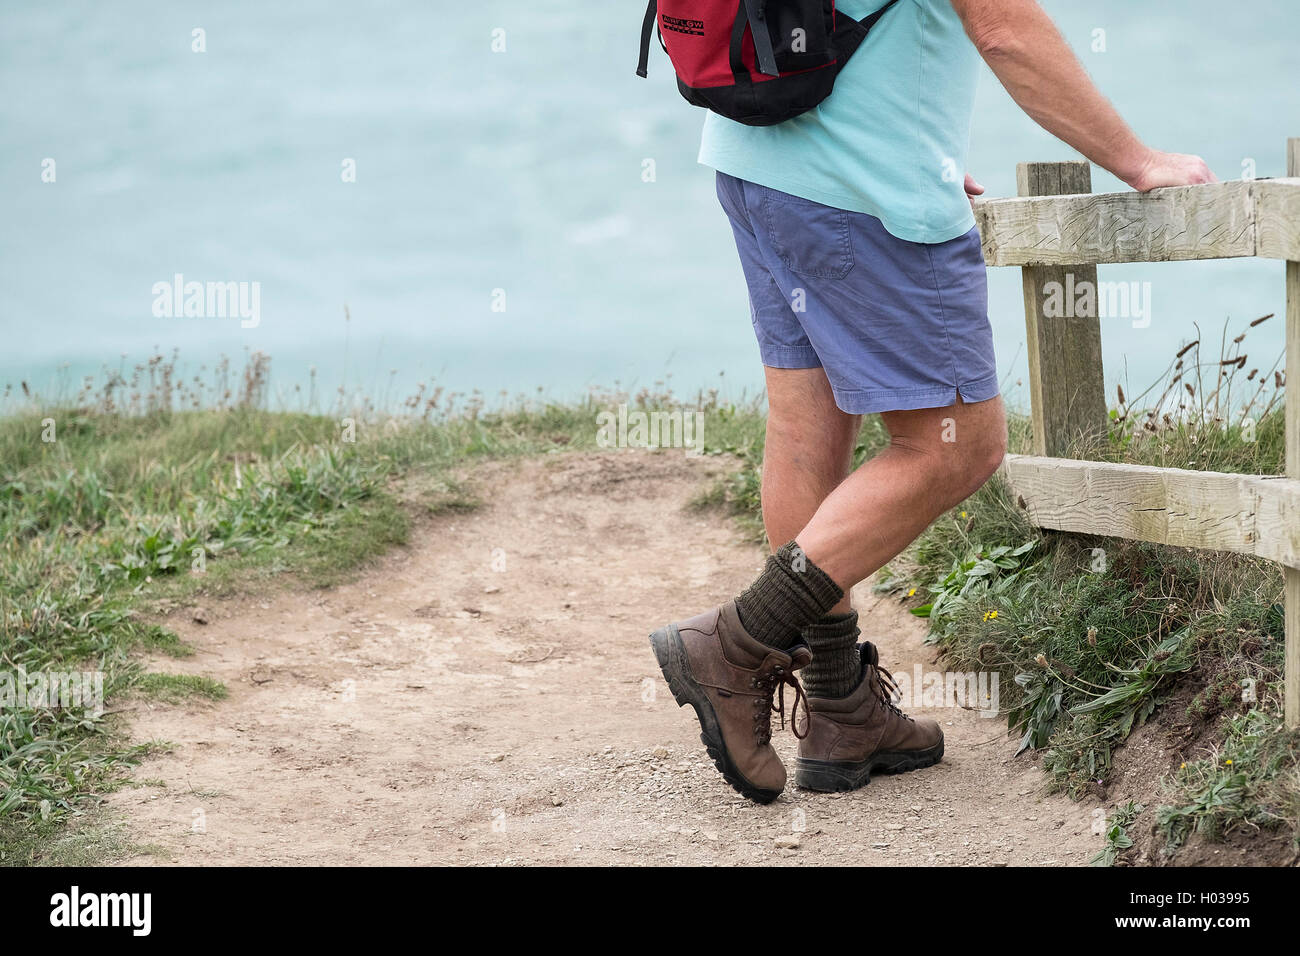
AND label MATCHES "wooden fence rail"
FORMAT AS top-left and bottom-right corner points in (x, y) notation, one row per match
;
(974, 139), (1300, 728)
